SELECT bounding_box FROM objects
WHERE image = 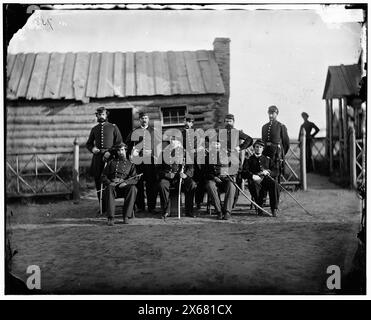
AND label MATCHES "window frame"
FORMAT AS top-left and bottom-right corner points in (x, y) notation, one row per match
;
(160, 105), (188, 127)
